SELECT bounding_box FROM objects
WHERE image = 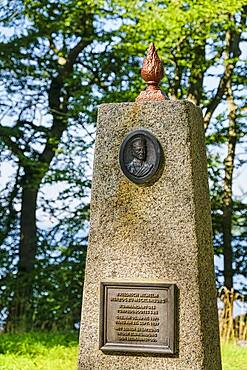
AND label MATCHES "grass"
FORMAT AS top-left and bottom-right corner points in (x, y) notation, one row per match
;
(0, 332), (78, 370)
(221, 342), (247, 370)
(0, 332), (246, 370)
